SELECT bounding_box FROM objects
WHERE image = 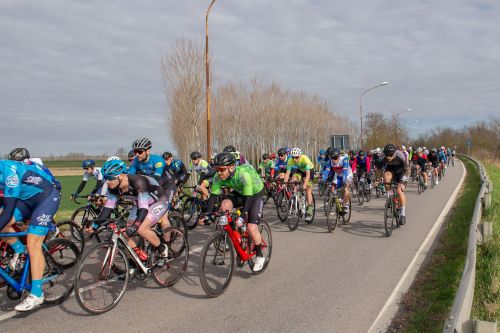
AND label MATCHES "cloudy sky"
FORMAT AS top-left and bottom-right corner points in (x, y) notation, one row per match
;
(0, 0), (498, 156)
